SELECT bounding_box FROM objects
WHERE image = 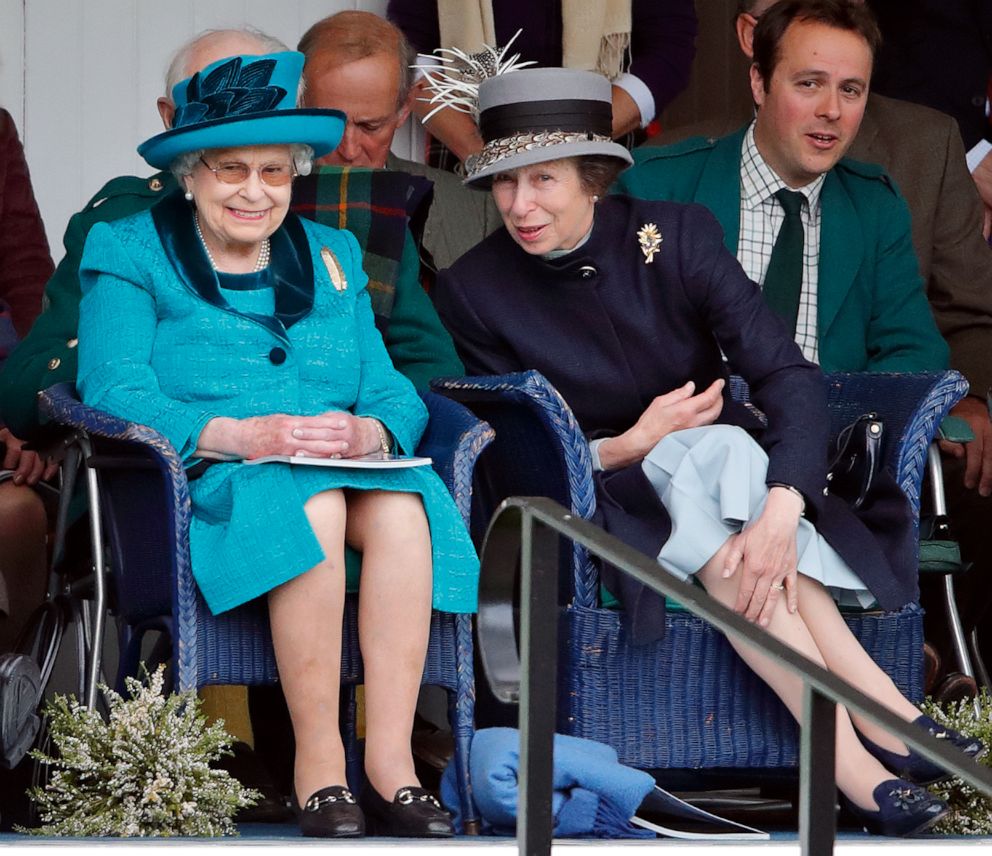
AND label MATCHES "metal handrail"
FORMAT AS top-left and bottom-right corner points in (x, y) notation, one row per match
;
(477, 496), (992, 856)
